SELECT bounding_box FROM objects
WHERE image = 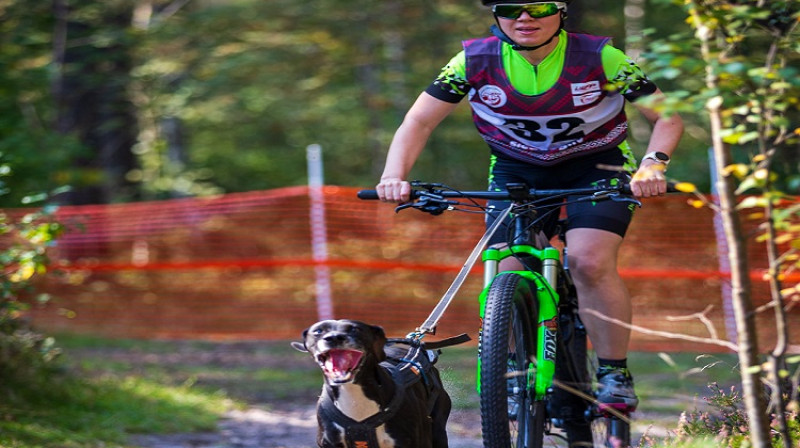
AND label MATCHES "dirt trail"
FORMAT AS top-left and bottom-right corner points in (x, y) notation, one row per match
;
(66, 342), (684, 448)
(127, 403), (681, 448)
(129, 406), (484, 448)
